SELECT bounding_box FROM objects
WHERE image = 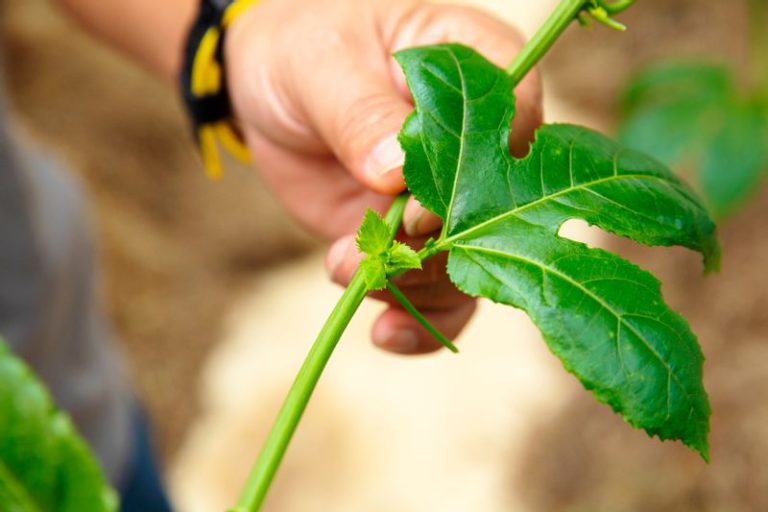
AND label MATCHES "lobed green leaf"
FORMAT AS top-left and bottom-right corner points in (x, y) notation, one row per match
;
(396, 43), (718, 458)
